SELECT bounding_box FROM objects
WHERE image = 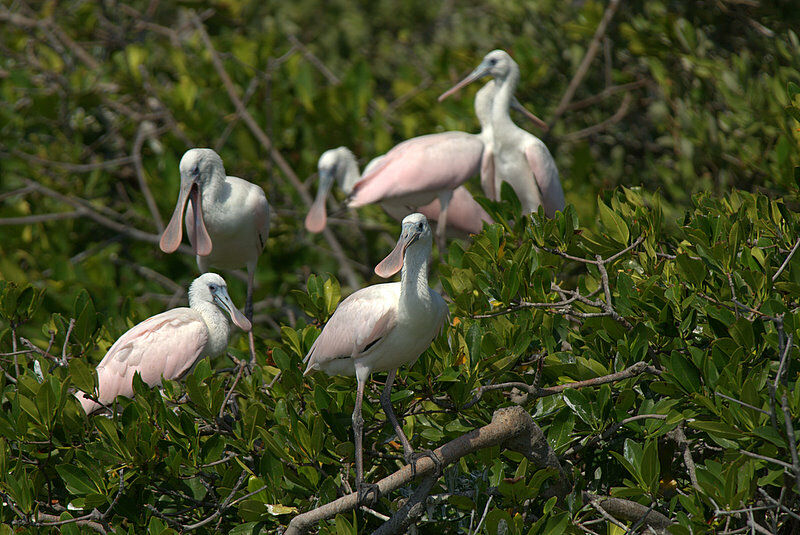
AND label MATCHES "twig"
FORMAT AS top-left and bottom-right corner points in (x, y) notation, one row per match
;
(219, 358), (246, 420)
(549, 0), (623, 126)
(471, 495), (493, 535)
(182, 470), (248, 531)
(757, 488), (800, 521)
(23, 178), (193, 253)
(715, 392), (770, 415)
(560, 92), (633, 142)
(773, 236), (800, 282)
(738, 449), (796, 470)
(131, 121), (165, 232)
(371, 474), (437, 535)
(0, 212), (83, 225)
(287, 34), (341, 85)
(61, 318), (75, 366)
(587, 493), (630, 532)
(583, 492), (672, 533)
(670, 426), (702, 493)
(781, 390), (800, 495)
(463, 361), (659, 409)
(565, 79), (648, 112)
